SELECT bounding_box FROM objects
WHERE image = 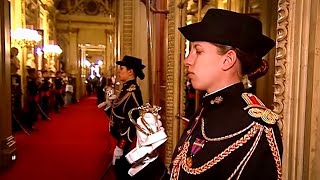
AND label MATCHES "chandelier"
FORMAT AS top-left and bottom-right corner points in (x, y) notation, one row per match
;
(11, 28), (42, 48)
(43, 44), (63, 57)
